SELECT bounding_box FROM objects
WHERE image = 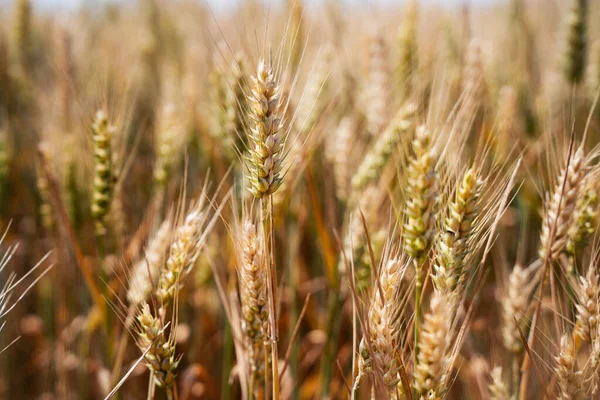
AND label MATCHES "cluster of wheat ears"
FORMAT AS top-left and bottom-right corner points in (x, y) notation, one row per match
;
(3, 0), (600, 399)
